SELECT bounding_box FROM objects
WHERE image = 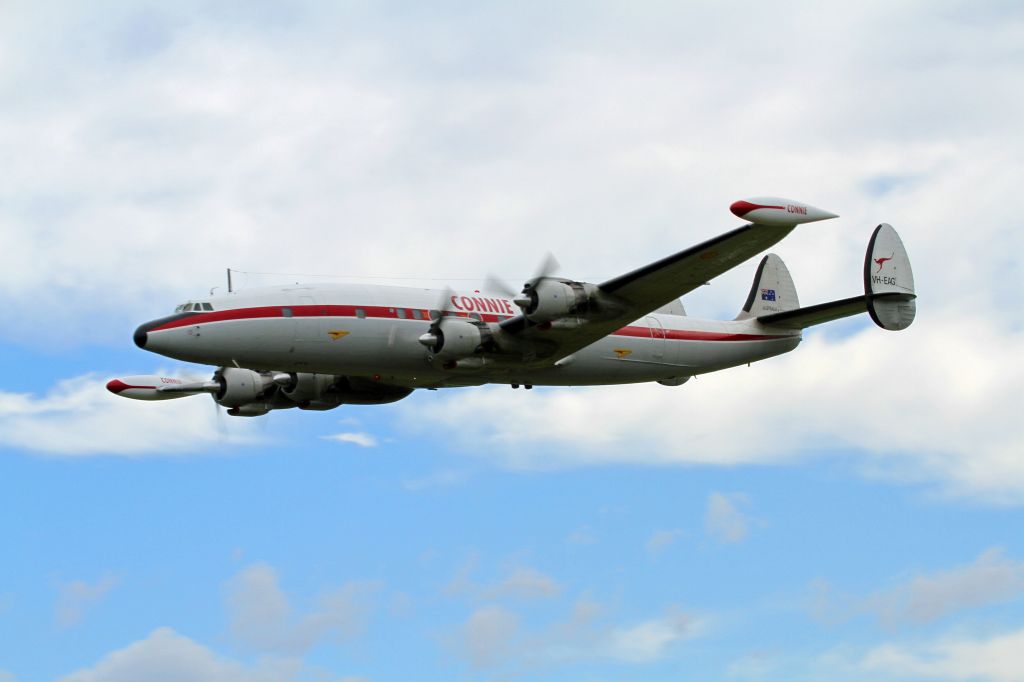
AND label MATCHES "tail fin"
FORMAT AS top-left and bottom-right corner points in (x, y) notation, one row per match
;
(737, 253), (799, 319)
(757, 223), (916, 331)
(864, 223), (916, 330)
